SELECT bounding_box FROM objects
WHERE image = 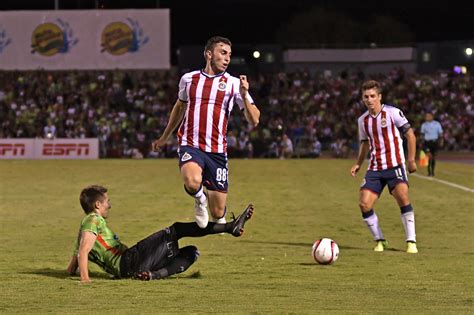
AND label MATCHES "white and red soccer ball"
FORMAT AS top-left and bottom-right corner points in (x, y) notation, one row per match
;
(312, 238), (339, 265)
